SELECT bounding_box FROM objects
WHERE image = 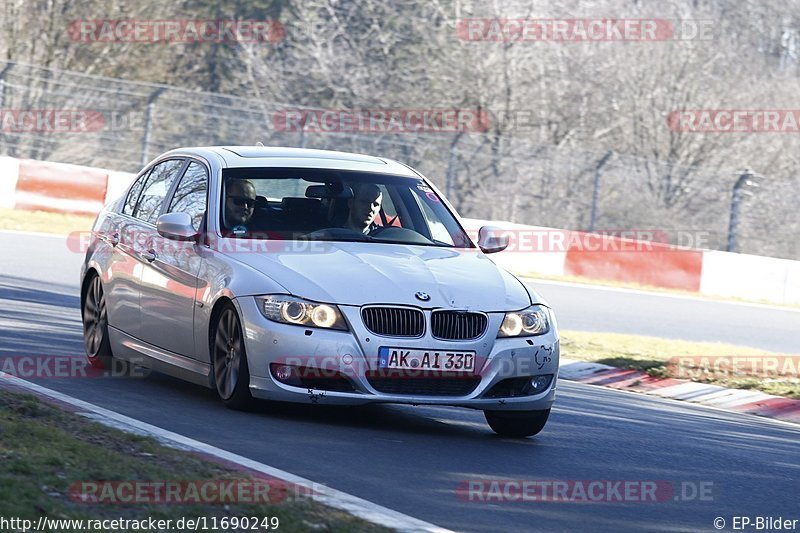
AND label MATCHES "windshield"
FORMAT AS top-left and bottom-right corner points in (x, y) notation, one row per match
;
(219, 167), (472, 248)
